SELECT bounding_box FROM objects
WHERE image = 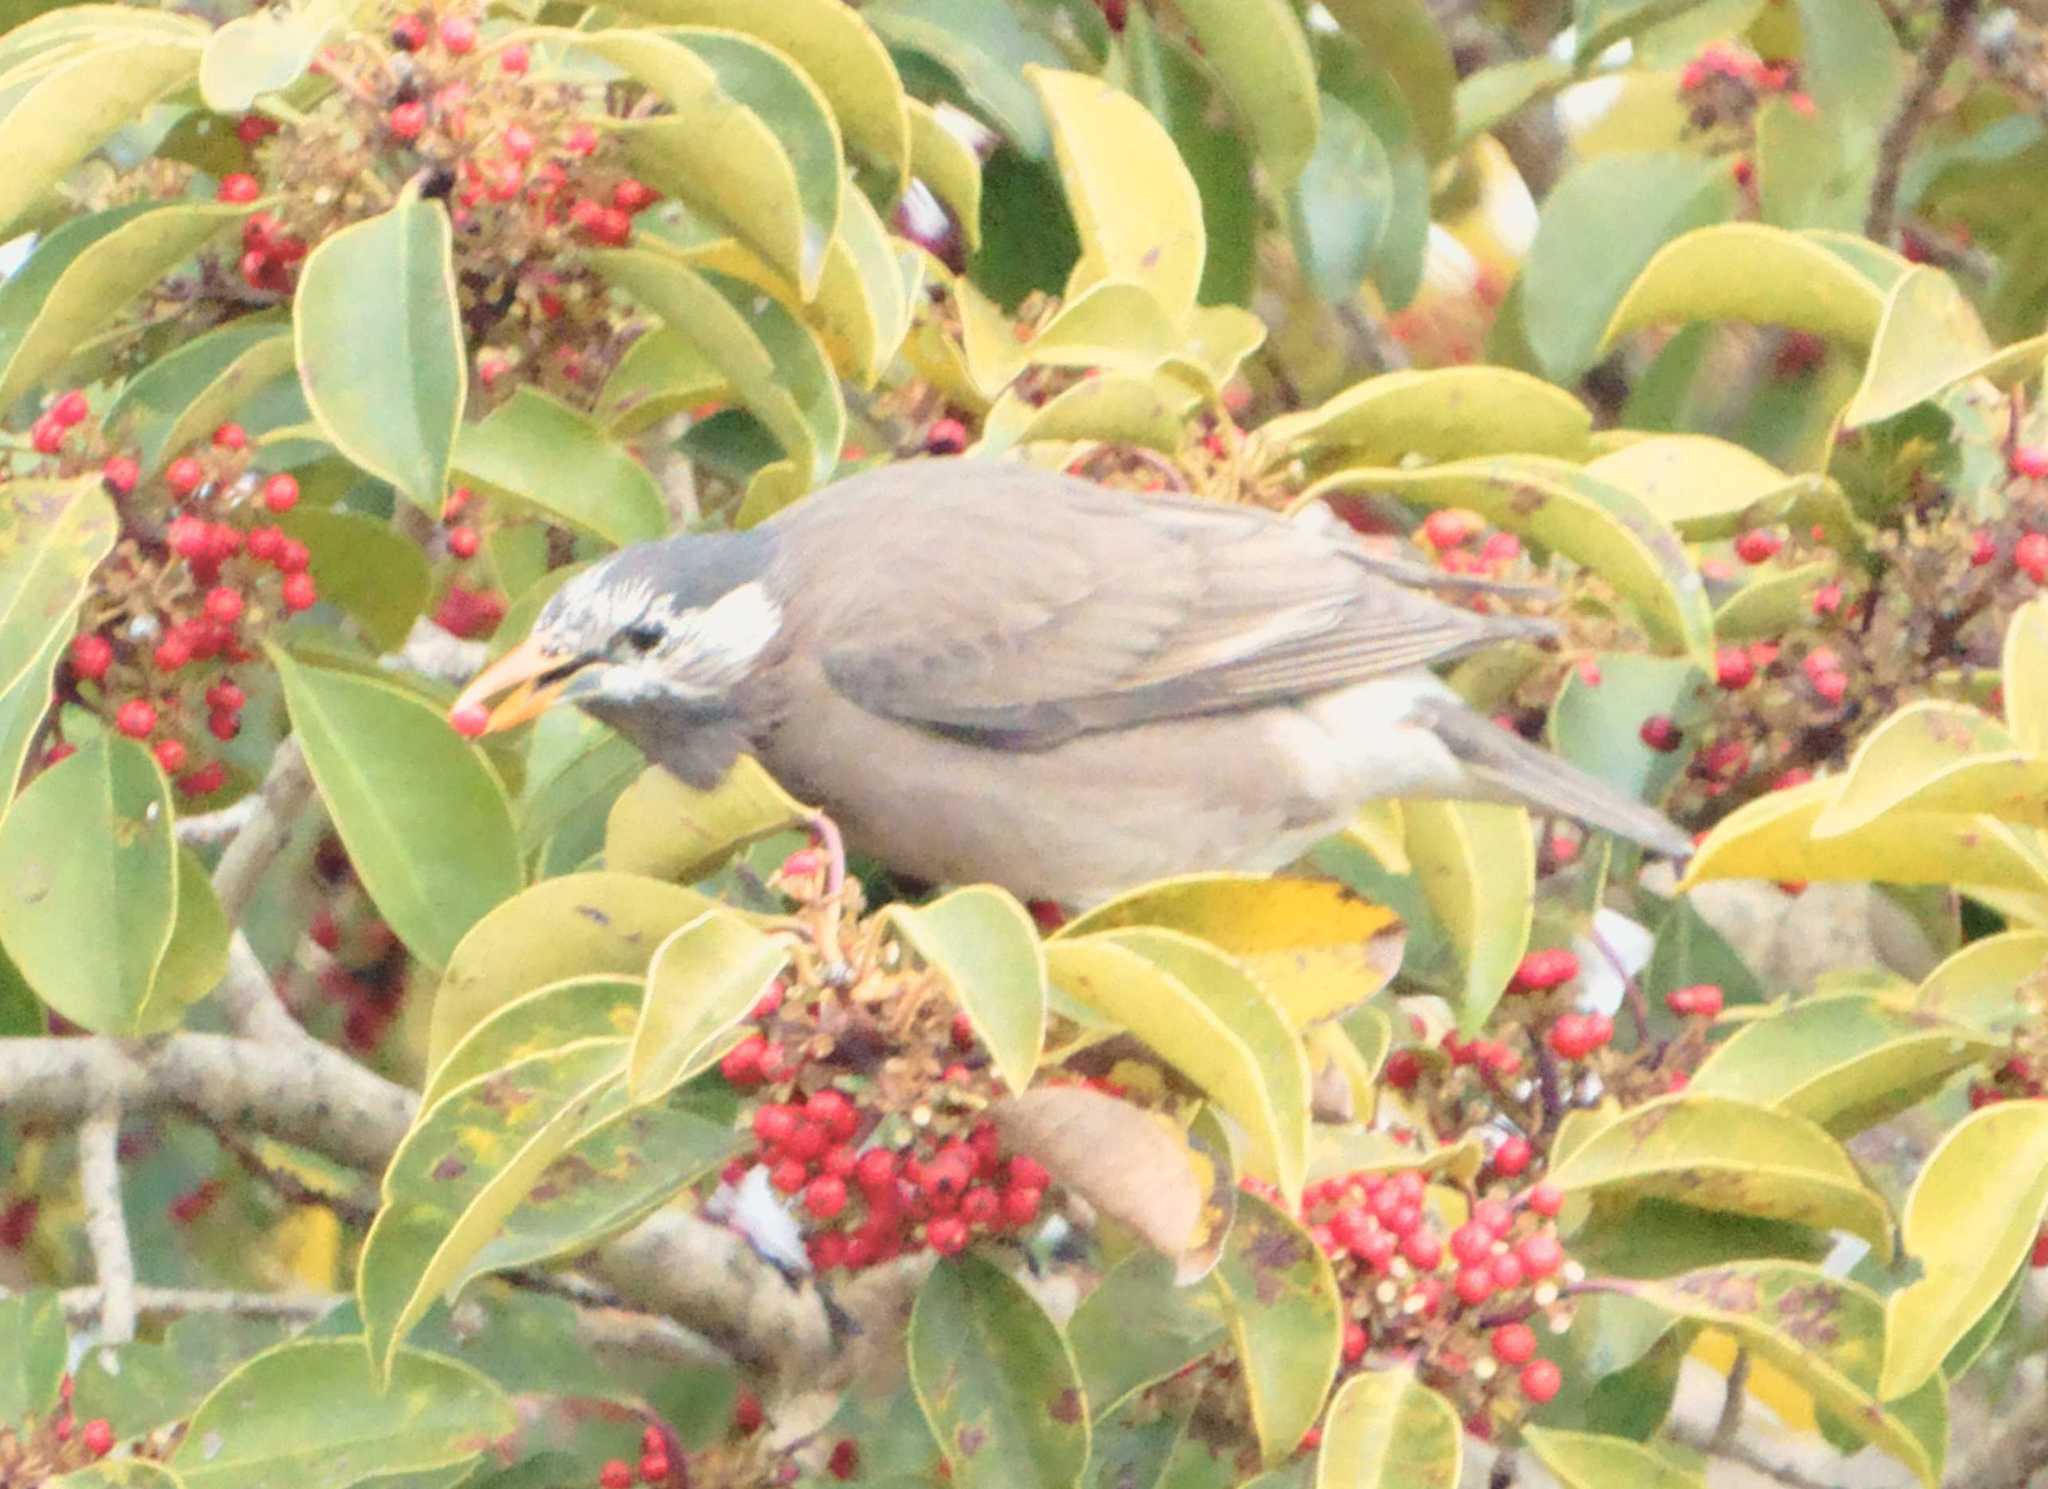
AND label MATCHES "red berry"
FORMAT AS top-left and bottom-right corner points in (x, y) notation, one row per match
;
(1517, 1231), (1565, 1278)
(208, 710), (240, 742)
(1491, 1322), (1538, 1365)
(202, 586), (244, 625)
(275, 537), (311, 573)
(1972, 530), (1999, 567)
(2032, 1230), (2048, 1268)
(389, 101), (428, 141)
(720, 1034), (767, 1085)
(235, 114), (278, 144)
(2018, 532), (2048, 583)
(70, 634), (113, 680)
(1450, 1221), (1491, 1266)
(281, 572), (318, 612)
(925, 417), (969, 455)
(960, 1185), (1000, 1227)
(115, 699), (157, 739)
(600, 1460), (633, 1489)
(1473, 1199), (1513, 1235)
(613, 177), (659, 213)
(82, 1418), (114, 1458)
(927, 1215), (969, 1255)
(1519, 1359), (1562, 1403)
(450, 704), (490, 738)
(1000, 1185), (1042, 1227)
(1527, 1182), (1564, 1217)
(245, 526), (283, 562)
(1639, 714), (1681, 752)
(1667, 983), (1724, 1018)
(752, 1103), (798, 1148)
(1399, 1228), (1443, 1270)
(262, 472), (299, 512)
(590, 207), (633, 245)
(2012, 445), (2048, 479)
(1422, 508), (1477, 549)
(1382, 1049), (1422, 1089)
(178, 761), (227, 797)
(166, 456), (205, 495)
(390, 13), (427, 48)
(1811, 668), (1848, 705)
(855, 1148), (897, 1193)
(439, 14), (477, 51)
(639, 1453), (669, 1484)
(733, 1391), (764, 1434)
(447, 525), (481, 559)
(1714, 645), (1755, 690)
(1733, 528), (1782, 564)
(217, 172), (261, 204)
(770, 1158), (806, 1194)
(1492, 1136), (1533, 1177)
(1489, 1252), (1525, 1291)
(209, 422), (245, 453)
(827, 1439), (859, 1481)
(30, 416), (63, 454)
(51, 389), (89, 426)
(102, 455), (139, 495)
(567, 122), (599, 155)
(1008, 1155), (1051, 1191)
(1454, 1266), (1494, 1305)
(808, 1089), (858, 1141)
(153, 738), (188, 773)
(500, 42), (530, 72)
